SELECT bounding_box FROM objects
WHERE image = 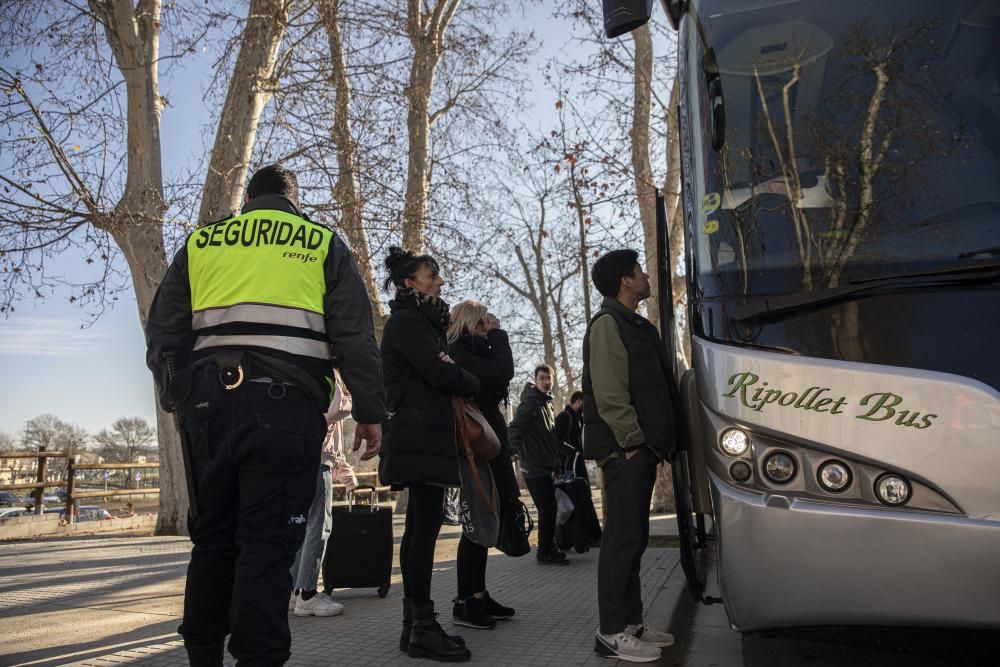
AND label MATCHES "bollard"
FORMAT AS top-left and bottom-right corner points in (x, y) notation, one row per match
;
(65, 457), (76, 524)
